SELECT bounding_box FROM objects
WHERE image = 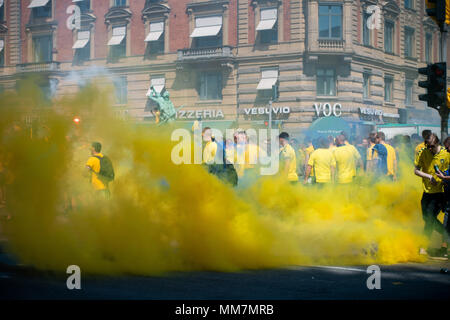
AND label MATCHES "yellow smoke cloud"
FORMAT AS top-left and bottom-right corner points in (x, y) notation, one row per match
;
(0, 80), (428, 276)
